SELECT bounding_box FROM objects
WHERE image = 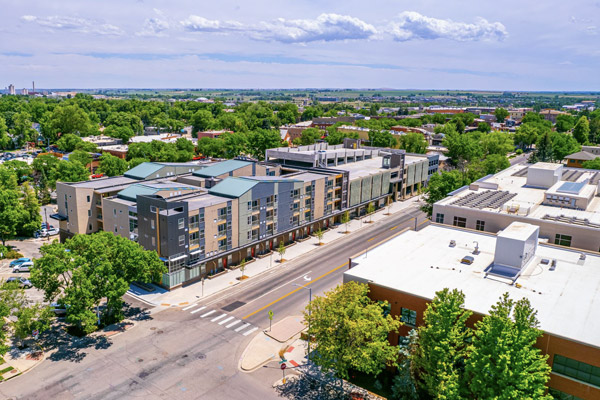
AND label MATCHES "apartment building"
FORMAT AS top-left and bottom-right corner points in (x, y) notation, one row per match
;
(433, 162), (600, 252)
(344, 222), (600, 400)
(53, 142), (438, 289)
